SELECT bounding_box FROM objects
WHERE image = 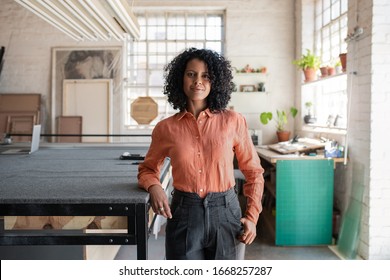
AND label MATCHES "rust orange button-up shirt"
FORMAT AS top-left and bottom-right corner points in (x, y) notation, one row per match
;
(138, 109), (264, 224)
